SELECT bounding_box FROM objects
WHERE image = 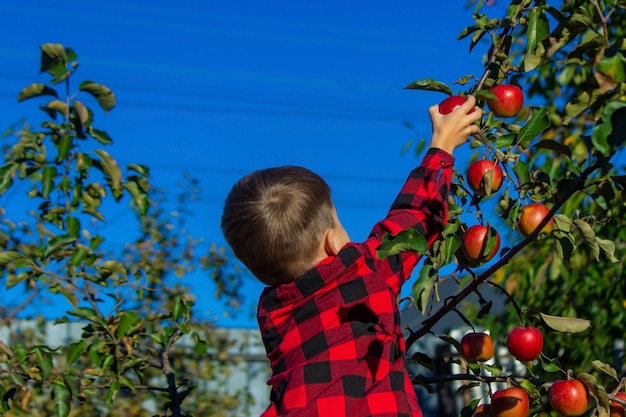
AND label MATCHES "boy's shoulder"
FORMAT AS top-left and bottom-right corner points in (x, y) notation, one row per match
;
(258, 244), (371, 310)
